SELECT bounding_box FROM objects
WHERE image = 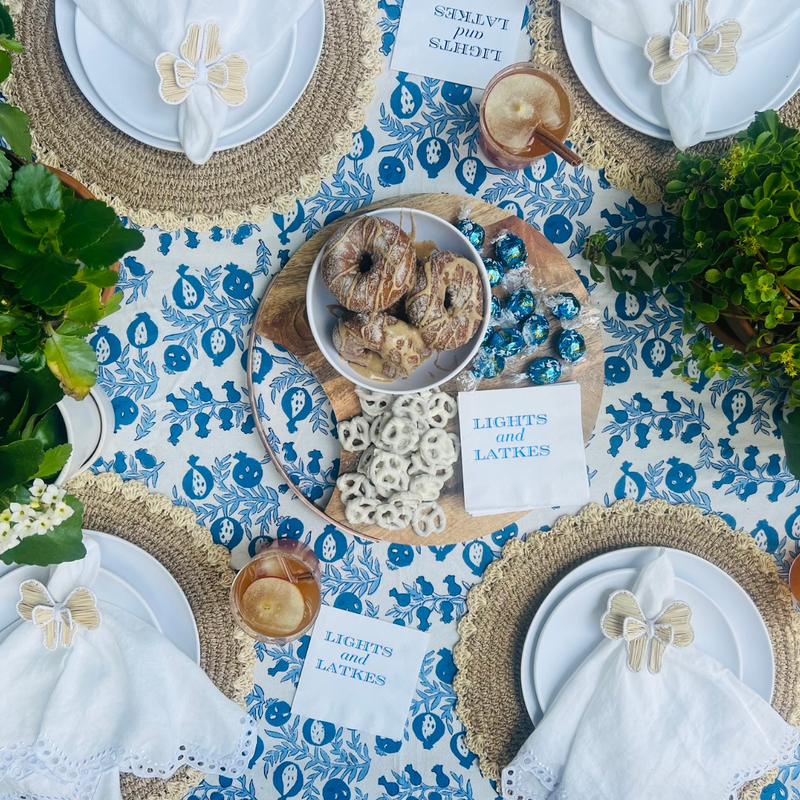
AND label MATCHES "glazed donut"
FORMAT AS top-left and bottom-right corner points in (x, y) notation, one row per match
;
(333, 311), (432, 380)
(406, 251), (485, 350)
(322, 216), (416, 312)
